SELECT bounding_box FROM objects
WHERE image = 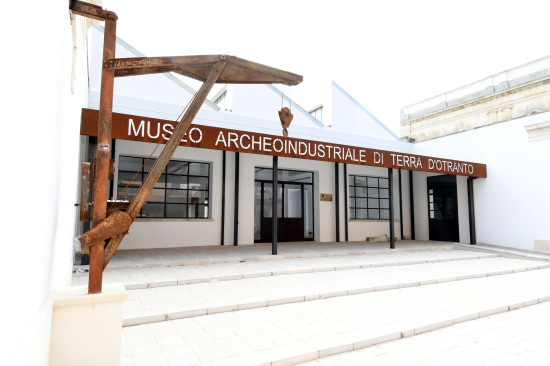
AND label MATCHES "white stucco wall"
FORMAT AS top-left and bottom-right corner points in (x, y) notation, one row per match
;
(413, 112), (550, 250)
(2, 4), (88, 365)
